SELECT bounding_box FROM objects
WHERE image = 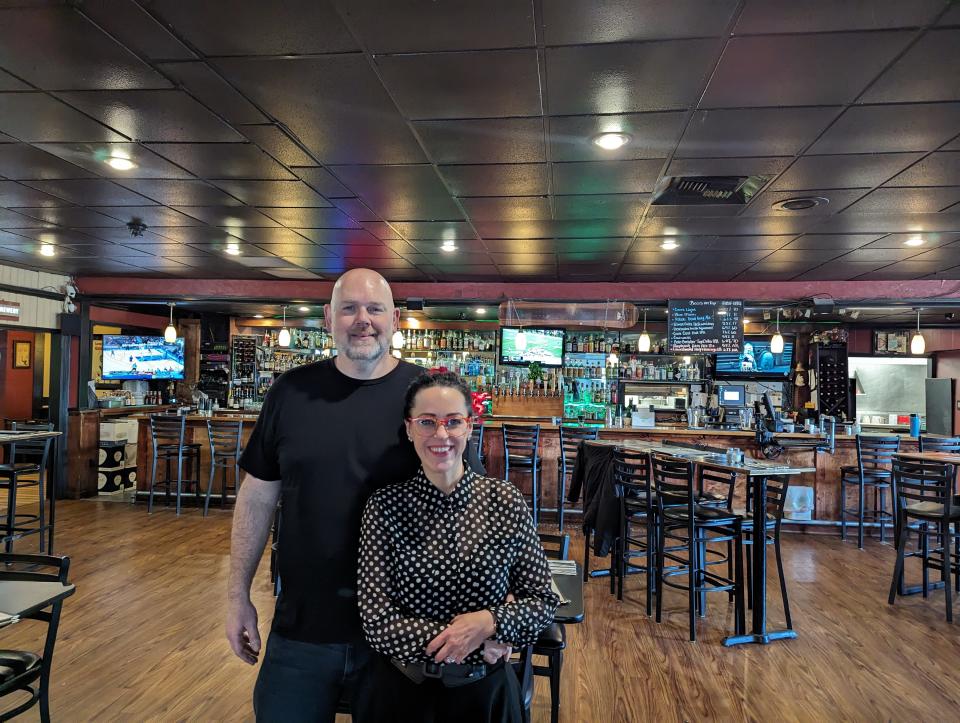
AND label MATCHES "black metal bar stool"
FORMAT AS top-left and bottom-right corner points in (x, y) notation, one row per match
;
(204, 419), (244, 516)
(611, 447), (656, 610)
(919, 435), (960, 454)
(0, 423), (53, 554)
(531, 532), (570, 723)
(556, 426), (598, 532)
(502, 424), (543, 526)
(469, 422), (486, 470)
(653, 455), (745, 642)
(148, 414), (202, 515)
(888, 457), (960, 621)
(840, 435), (900, 548)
